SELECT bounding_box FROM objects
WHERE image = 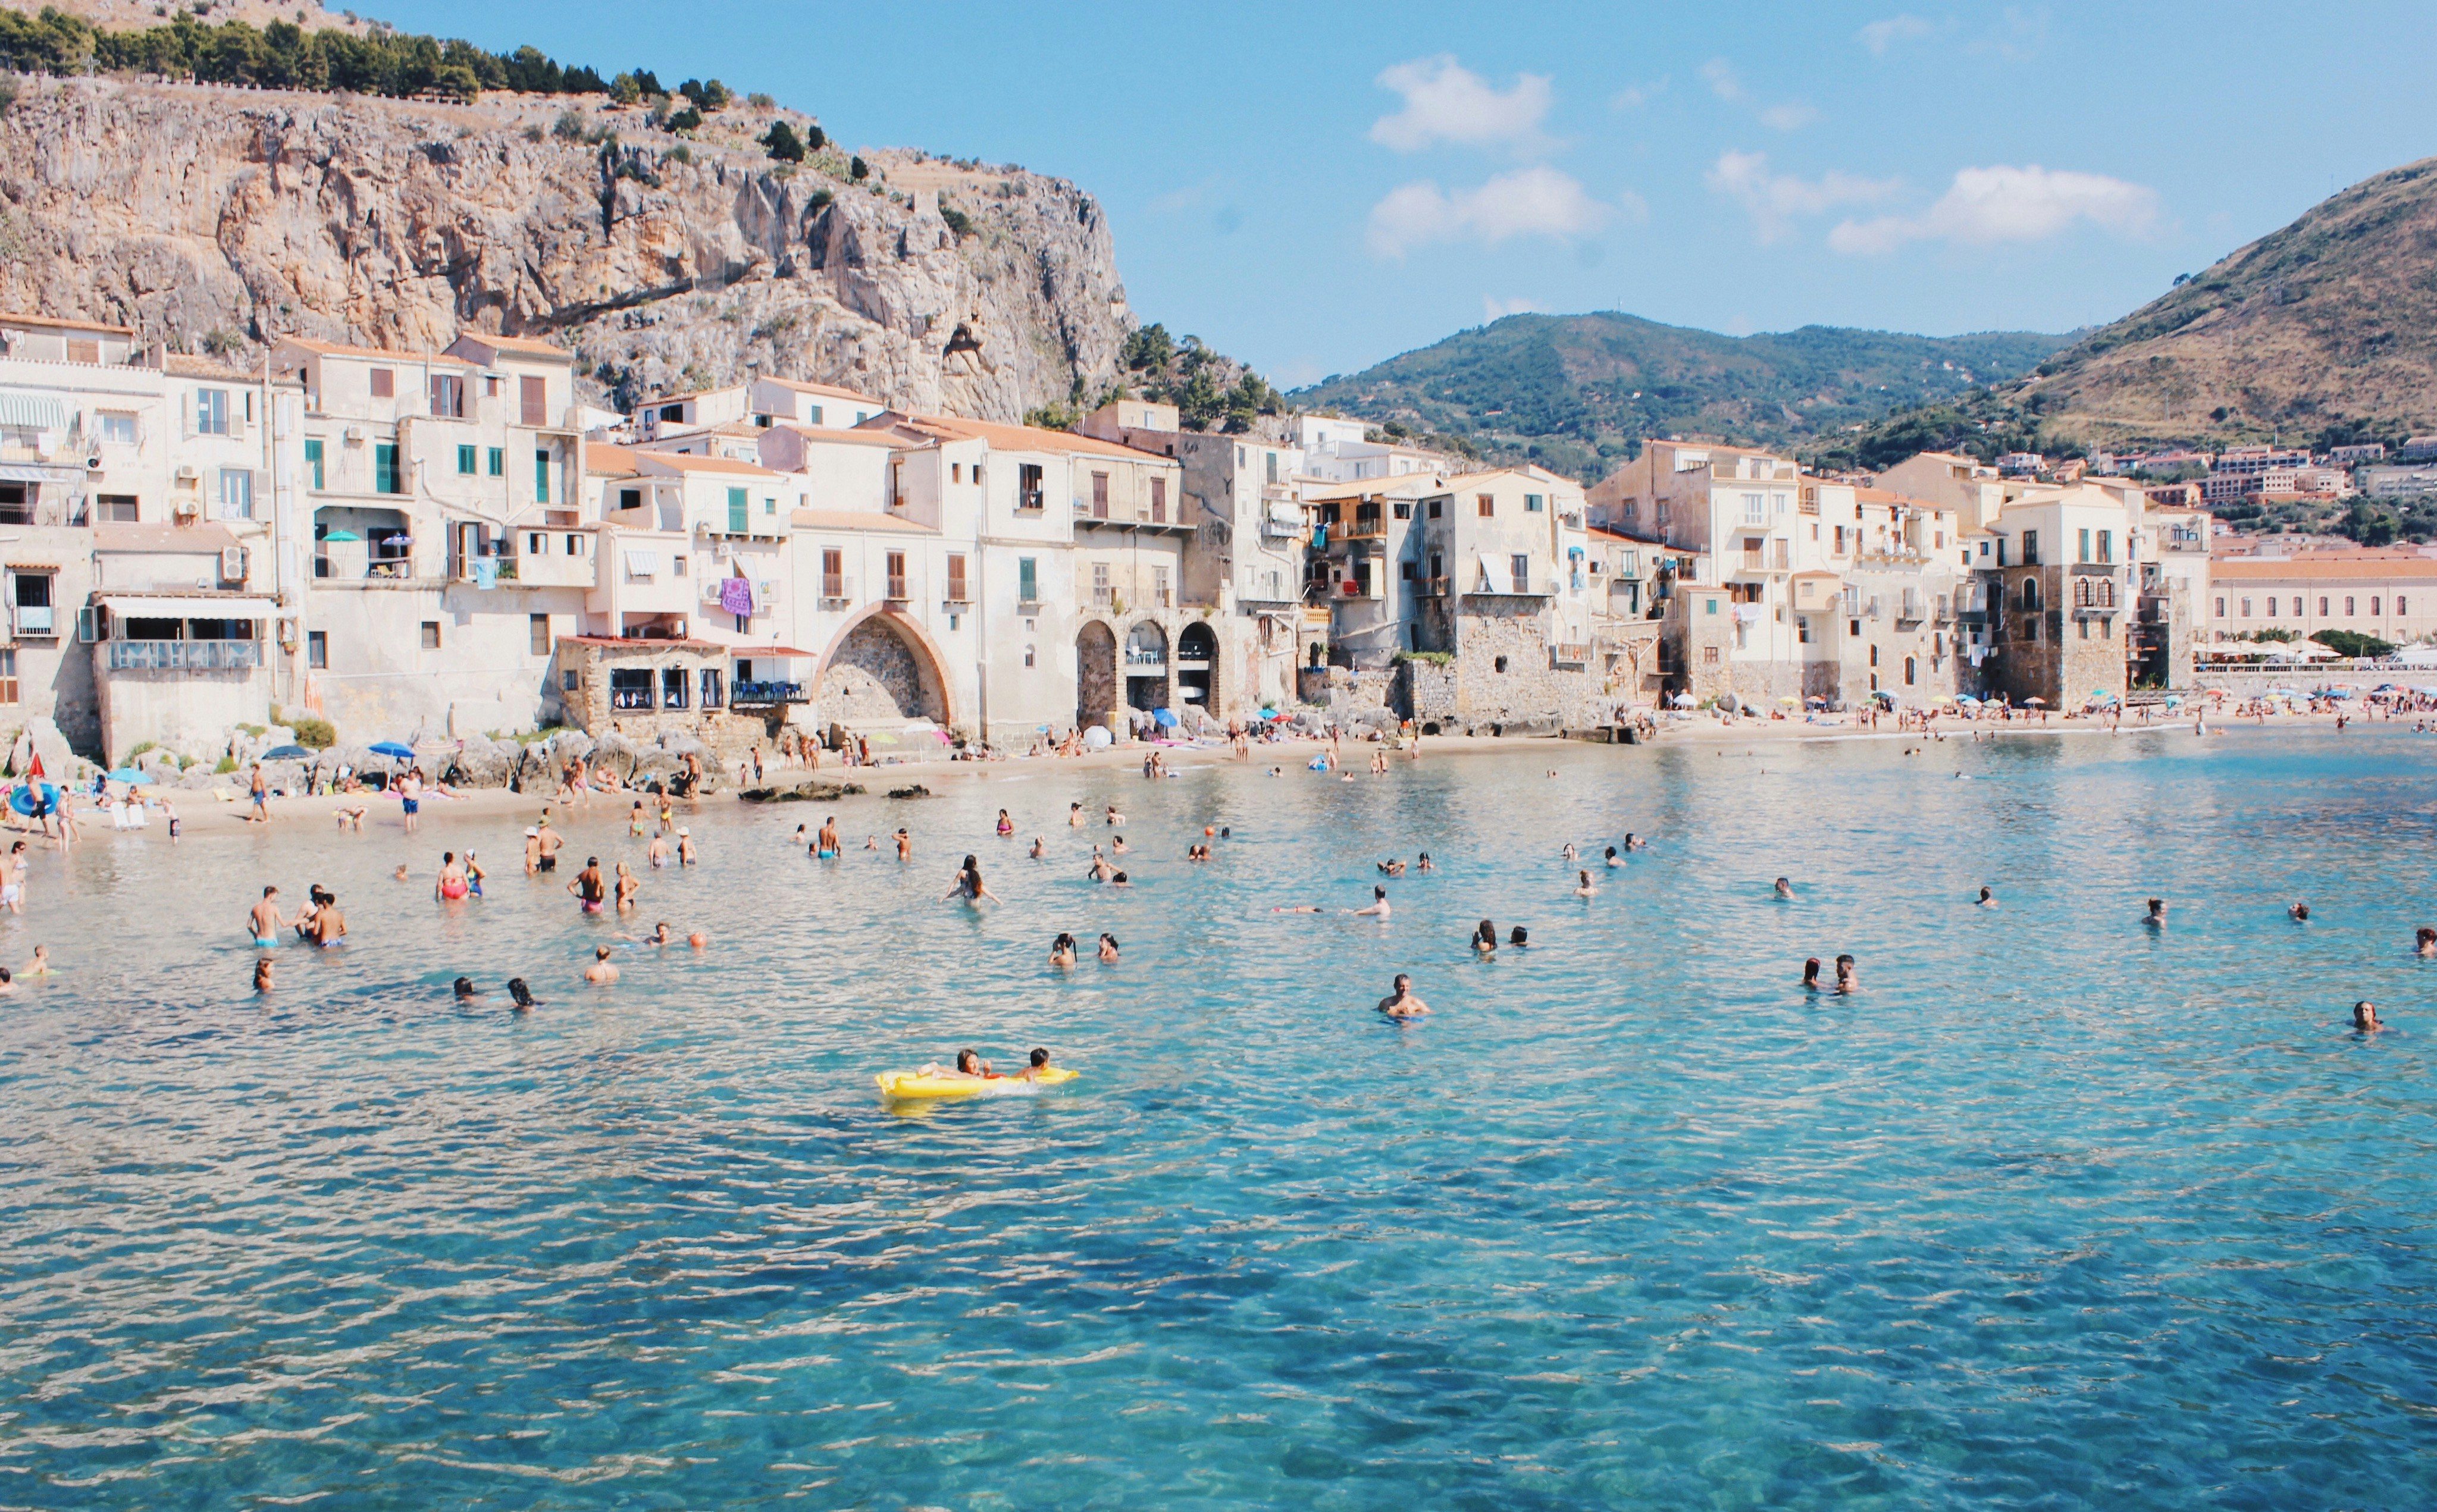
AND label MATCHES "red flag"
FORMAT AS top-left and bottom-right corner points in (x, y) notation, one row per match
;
(25, 752), (44, 780)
